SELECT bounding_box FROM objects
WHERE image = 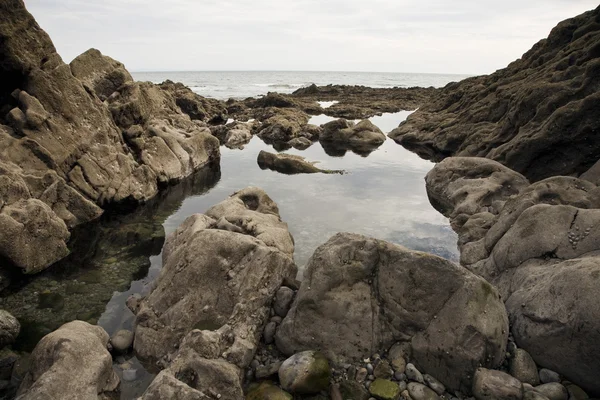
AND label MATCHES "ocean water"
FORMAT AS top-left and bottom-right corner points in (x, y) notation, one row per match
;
(0, 71), (467, 399)
(132, 70), (472, 100)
